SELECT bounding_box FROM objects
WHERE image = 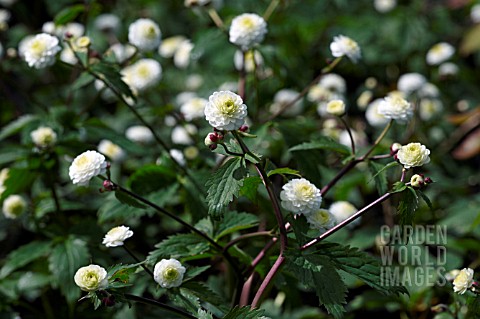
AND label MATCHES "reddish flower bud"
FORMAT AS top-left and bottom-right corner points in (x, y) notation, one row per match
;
(239, 125), (249, 132)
